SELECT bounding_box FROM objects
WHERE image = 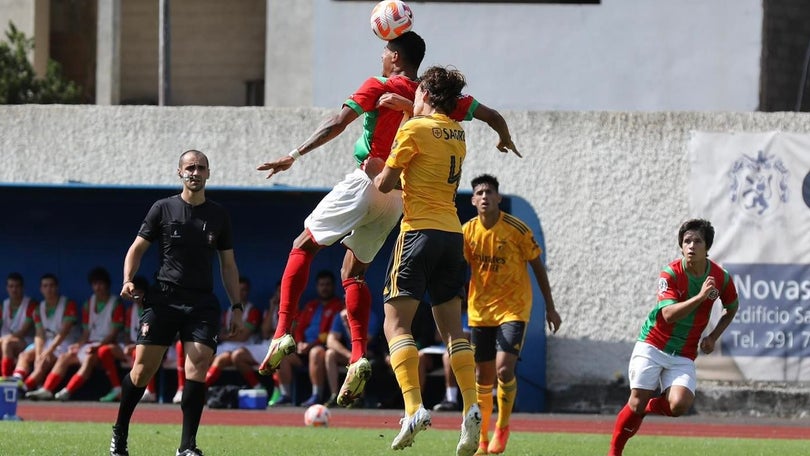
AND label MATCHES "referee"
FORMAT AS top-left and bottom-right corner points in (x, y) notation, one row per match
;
(110, 150), (244, 456)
